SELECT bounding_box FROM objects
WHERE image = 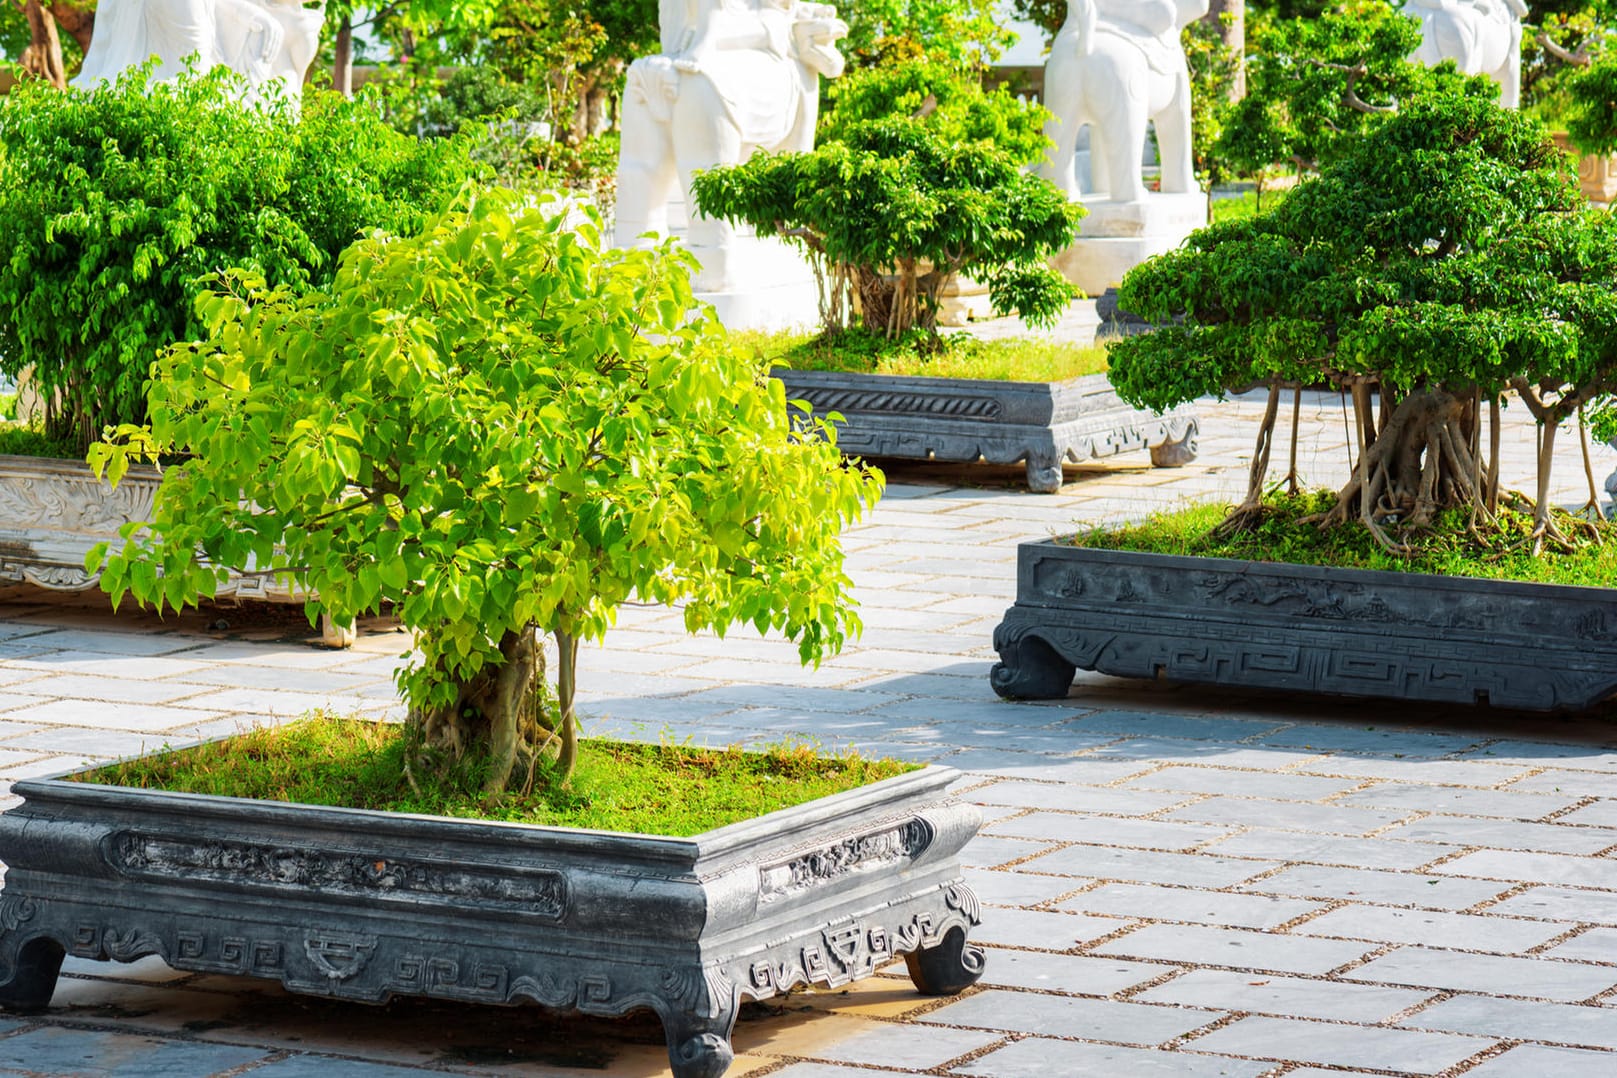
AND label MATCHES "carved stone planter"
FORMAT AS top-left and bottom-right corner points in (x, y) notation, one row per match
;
(0, 454), (293, 600)
(991, 542), (1617, 710)
(0, 758), (983, 1078)
(773, 370), (1198, 493)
